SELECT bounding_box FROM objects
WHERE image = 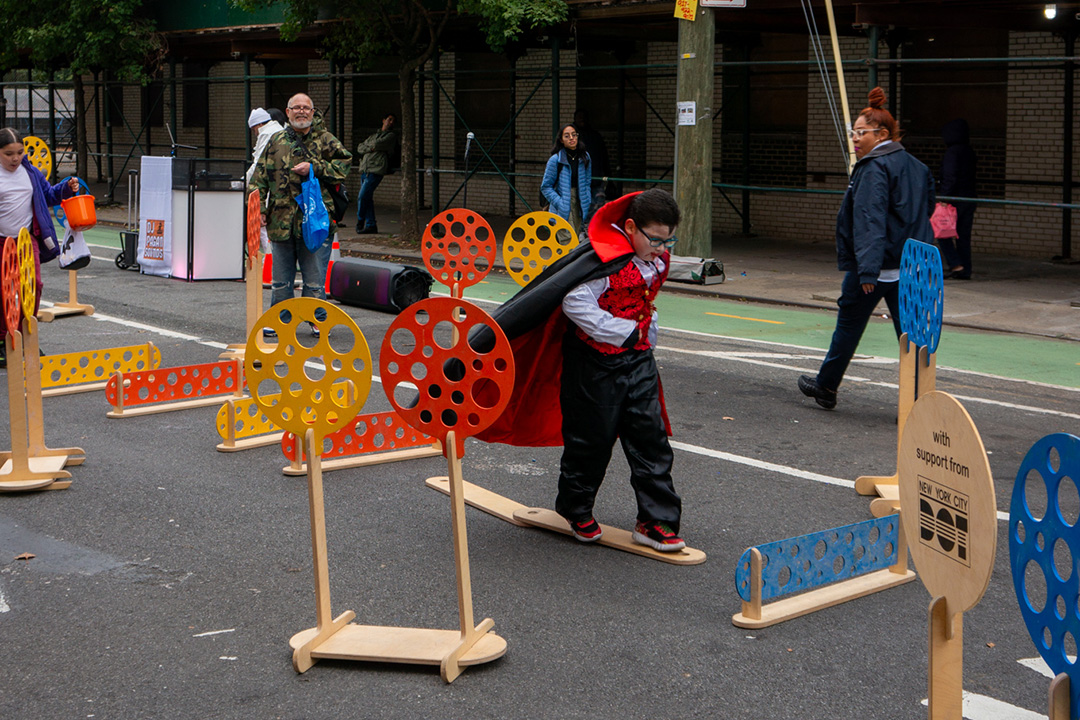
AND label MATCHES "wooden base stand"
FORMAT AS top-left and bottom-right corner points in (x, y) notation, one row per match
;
(37, 271), (93, 322)
(219, 250), (267, 361)
(928, 597), (964, 720)
(0, 320), (83, 492)
(856, 336), (935, 516)
(293, 430), (505, 682)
